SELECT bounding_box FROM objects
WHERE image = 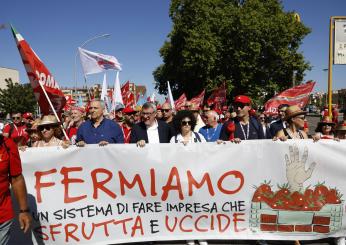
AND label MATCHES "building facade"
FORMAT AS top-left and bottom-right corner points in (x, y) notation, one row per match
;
(0, 67), (20, 89)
